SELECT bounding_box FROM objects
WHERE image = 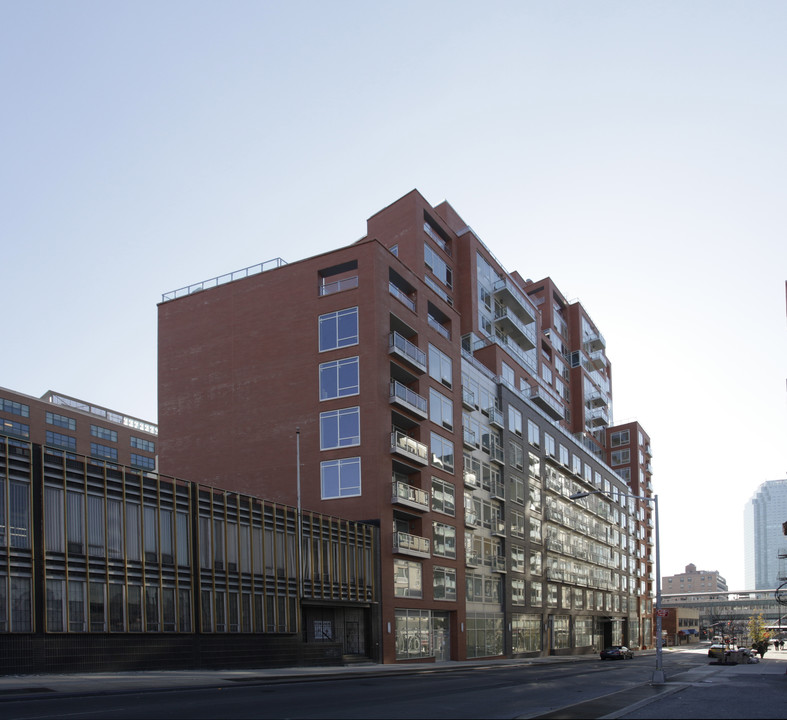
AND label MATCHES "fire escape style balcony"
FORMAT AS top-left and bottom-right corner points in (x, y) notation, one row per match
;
(465, 511), (481, 528)
(465, 551), (482, 567)
(461, 386), (477, 410)
(487, 407), (504, 428)
(393, 531), (430, 558)
(493, 306), (536, 350)
(389, 332), (427, 373)
(492, 277), (538, 324)
(490, 481), (505, 501)
(586, 406), (609, 427)
(489, 555), (507, 573)
(390, 430), (429, 465)
(463, 427), (479, 450)
(488, 440), (505, 465)
(389, 380), (428, 419)
(392, 480), (429, 511)
(464, 471), (479, 489)
(528, 381), (564, 421)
